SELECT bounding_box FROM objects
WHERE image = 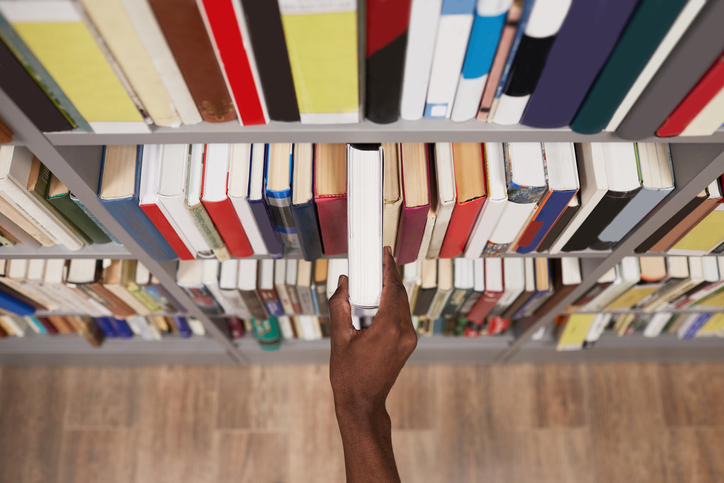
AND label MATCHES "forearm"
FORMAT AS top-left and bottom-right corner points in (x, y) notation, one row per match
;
(335, 402), (400, 483)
